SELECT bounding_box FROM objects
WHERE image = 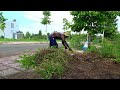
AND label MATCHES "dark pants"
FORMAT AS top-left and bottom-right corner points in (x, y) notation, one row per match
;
(48, 36), (58, 48)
